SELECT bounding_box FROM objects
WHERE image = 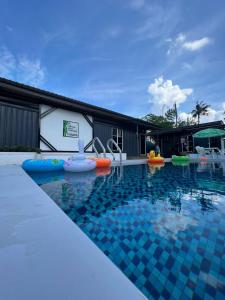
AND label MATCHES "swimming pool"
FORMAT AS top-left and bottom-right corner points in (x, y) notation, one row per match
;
(29, 163), (225, 299)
